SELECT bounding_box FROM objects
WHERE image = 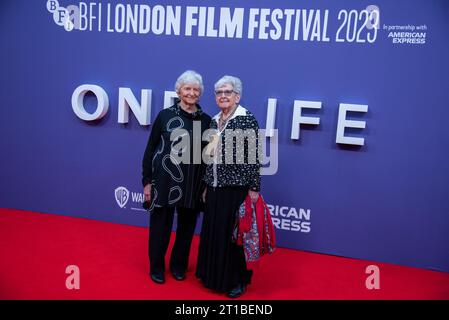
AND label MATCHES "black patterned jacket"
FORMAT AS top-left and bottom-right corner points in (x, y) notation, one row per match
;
(203, 105), (261, 192)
